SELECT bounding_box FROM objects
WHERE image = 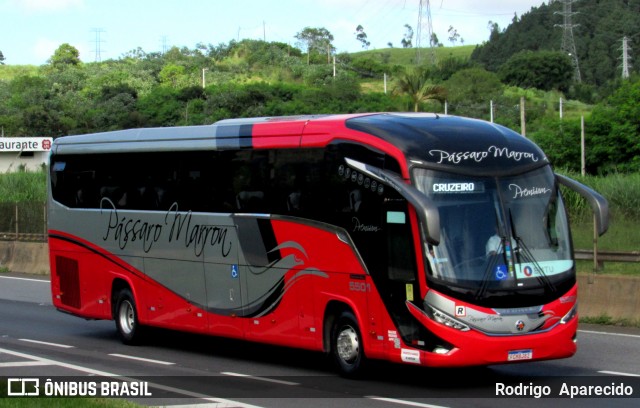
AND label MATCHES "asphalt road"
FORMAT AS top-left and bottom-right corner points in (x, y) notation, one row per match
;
(1, 273), (639, 407)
